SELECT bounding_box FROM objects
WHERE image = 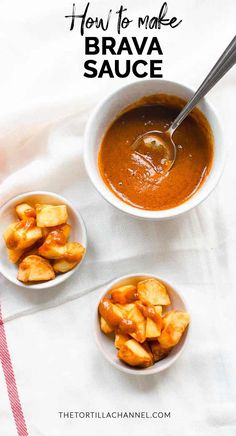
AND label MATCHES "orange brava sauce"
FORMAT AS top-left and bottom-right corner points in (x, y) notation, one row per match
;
(98, 94), (214, 210)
